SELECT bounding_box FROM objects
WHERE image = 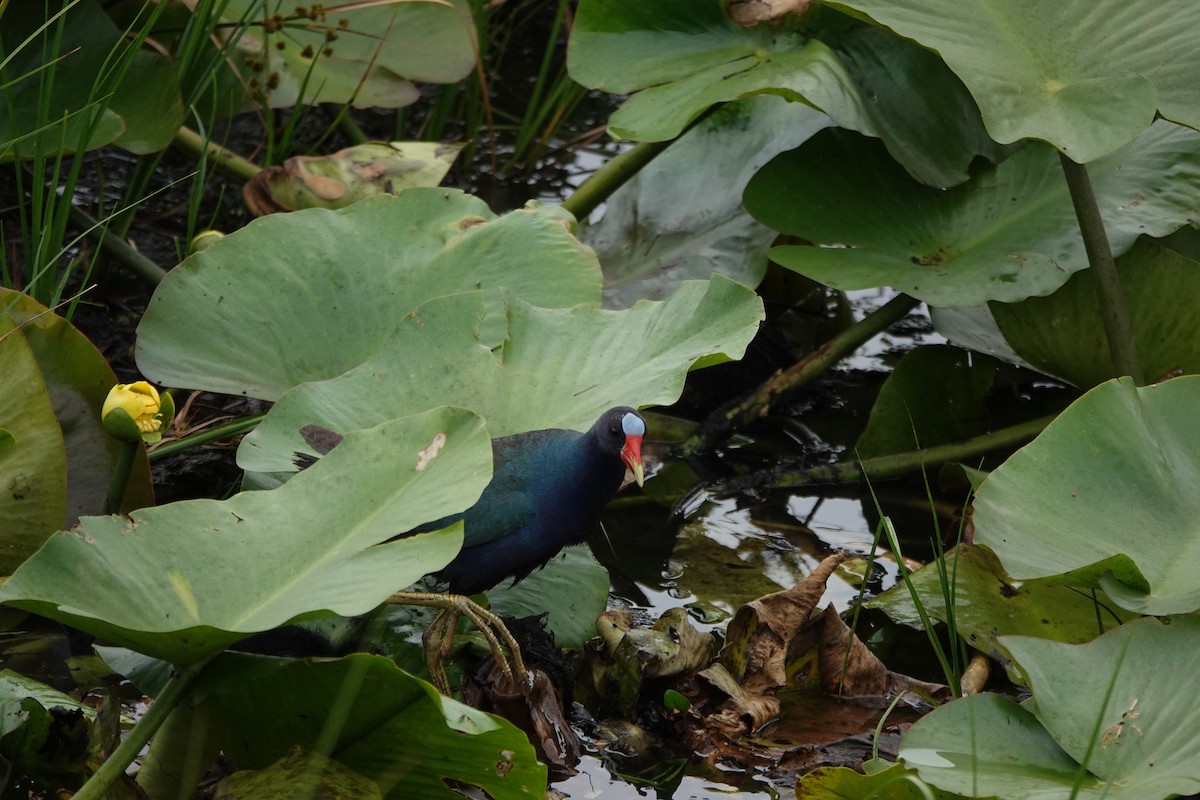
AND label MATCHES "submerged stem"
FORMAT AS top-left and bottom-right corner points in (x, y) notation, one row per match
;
(680, 293), (920, 456)
(686, 414), (1054, 502)
(1057, 152), (1143, 384)
(174, 125), (262, 185)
